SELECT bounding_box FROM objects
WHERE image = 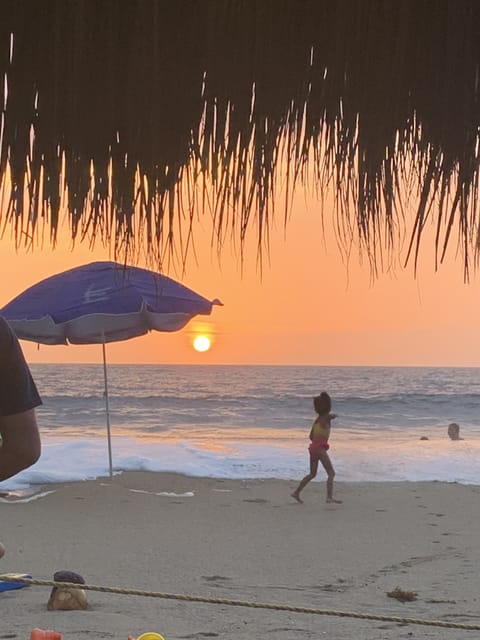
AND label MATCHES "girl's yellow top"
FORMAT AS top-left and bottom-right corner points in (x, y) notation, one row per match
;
(308, 416), (331, 452)
(310, 418), (330, 441)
